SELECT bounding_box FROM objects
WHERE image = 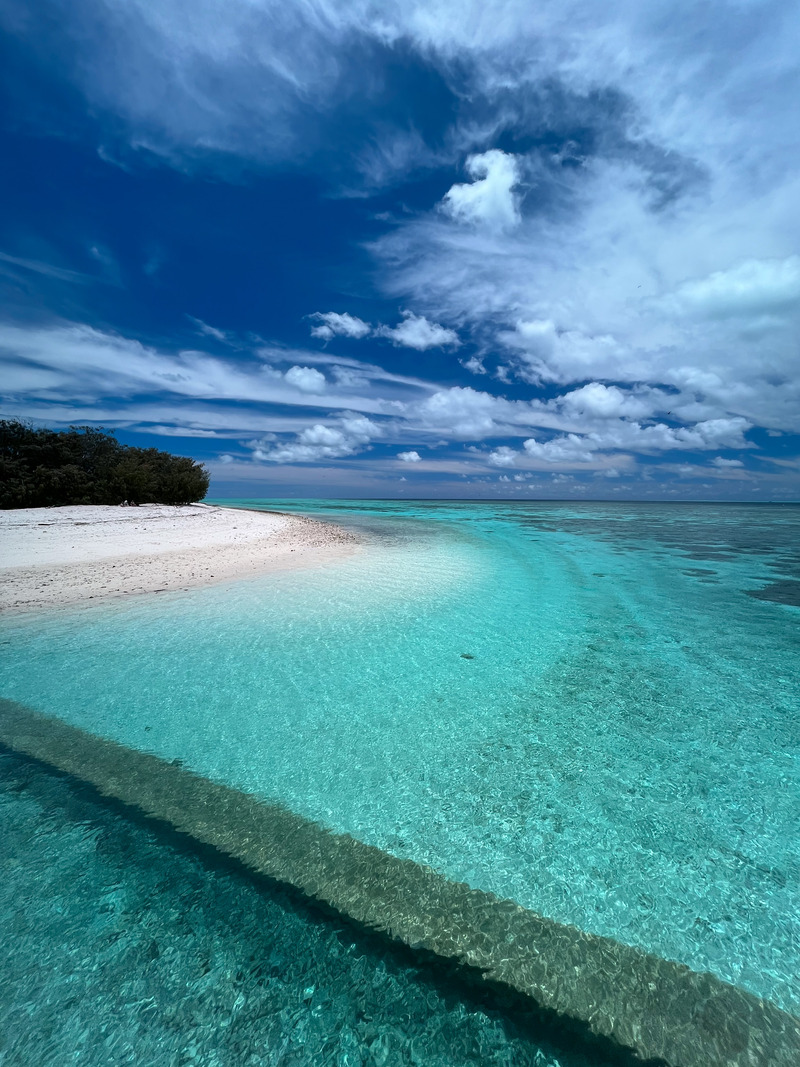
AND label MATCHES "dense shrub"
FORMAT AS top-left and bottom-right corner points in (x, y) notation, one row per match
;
(0, 421), (210, 509)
